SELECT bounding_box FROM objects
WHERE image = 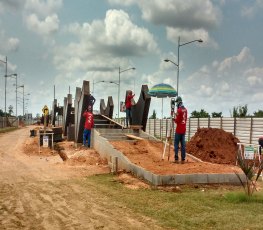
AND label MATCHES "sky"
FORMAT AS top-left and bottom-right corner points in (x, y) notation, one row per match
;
(0, 0), (263, 118)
